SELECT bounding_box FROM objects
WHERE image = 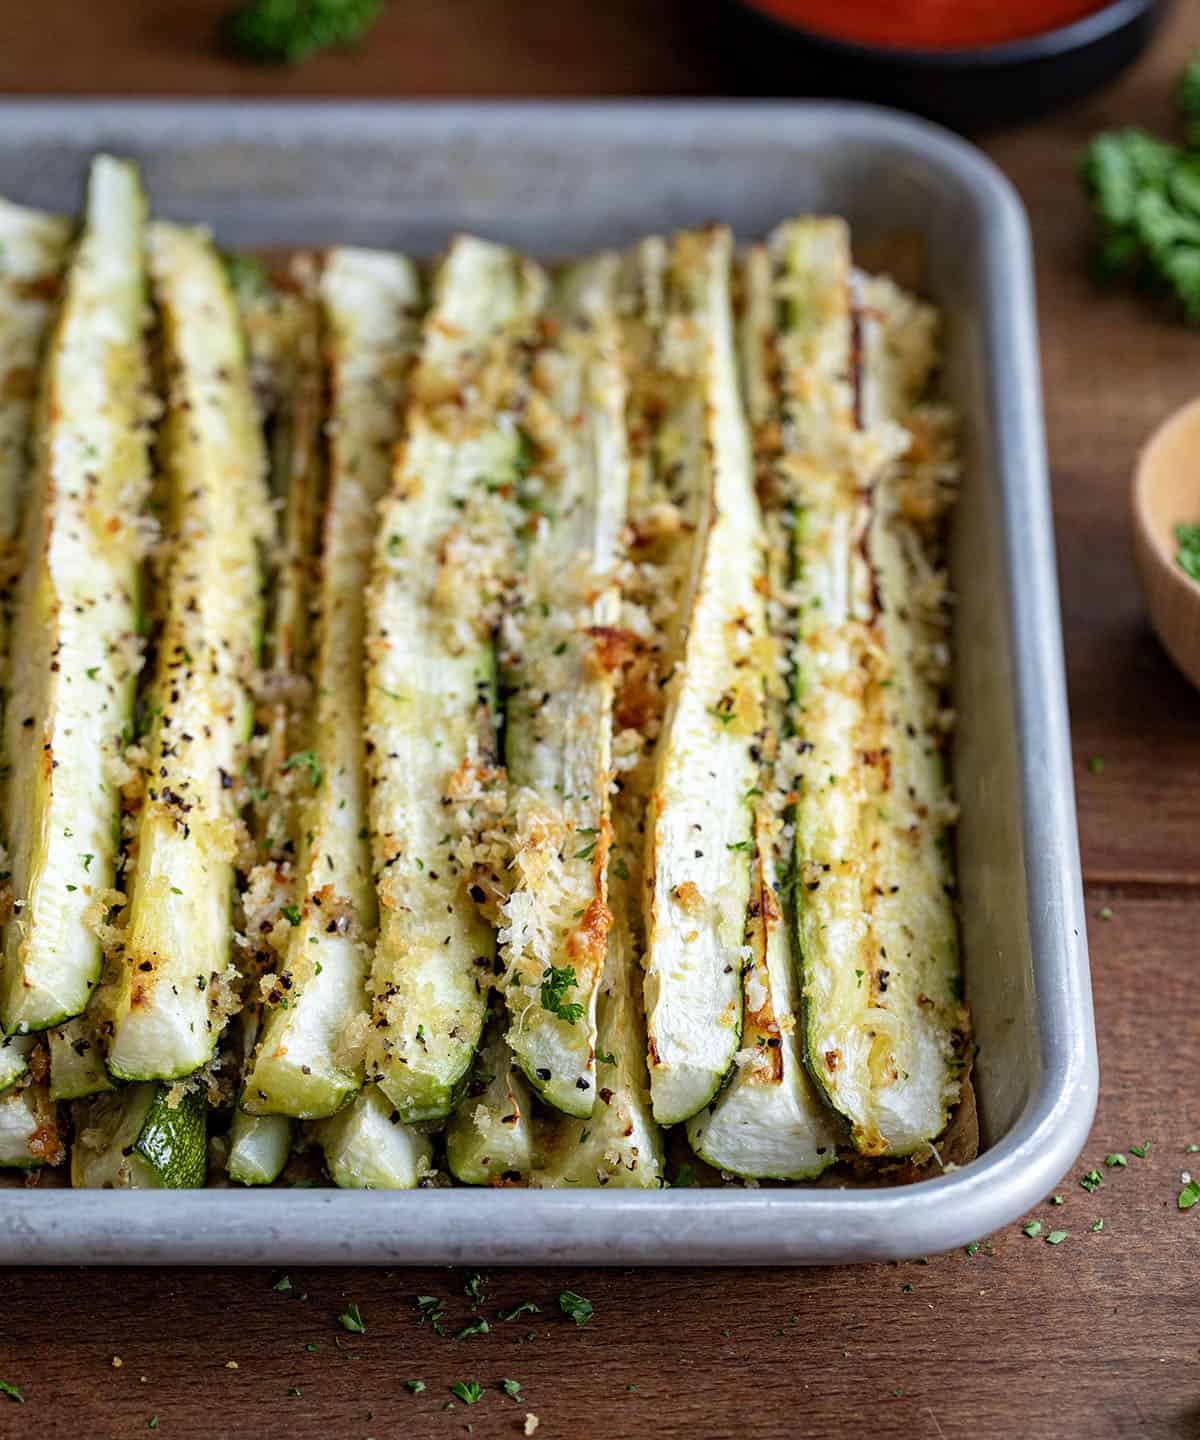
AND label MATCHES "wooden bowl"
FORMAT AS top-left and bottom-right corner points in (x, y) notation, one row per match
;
(1133, 396), (1200, 690)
